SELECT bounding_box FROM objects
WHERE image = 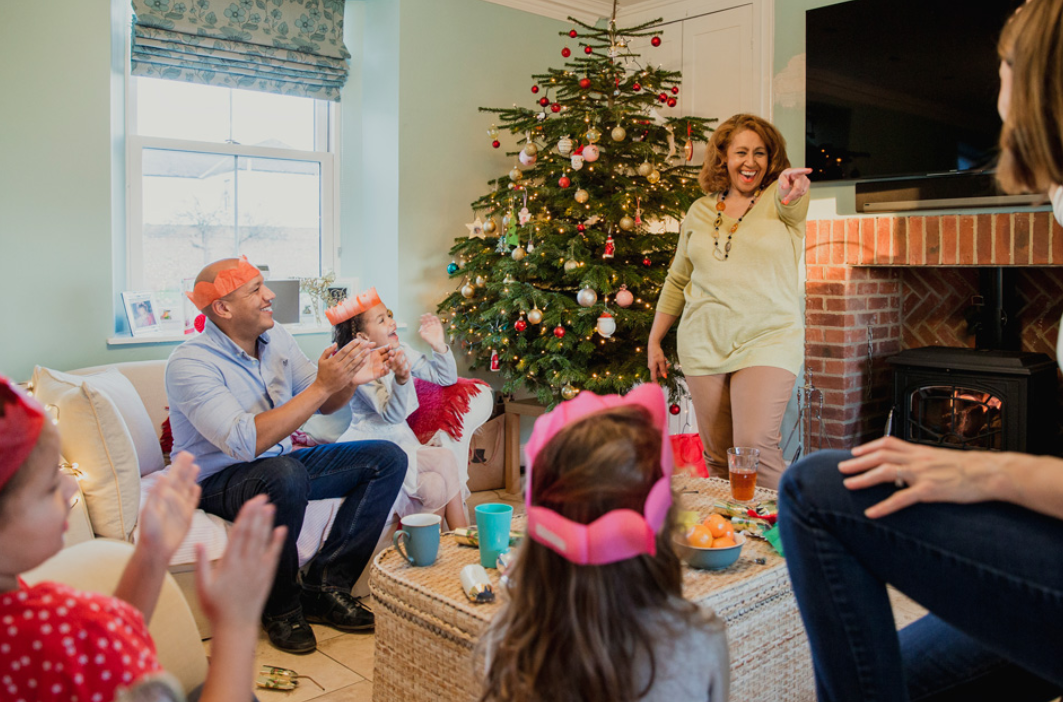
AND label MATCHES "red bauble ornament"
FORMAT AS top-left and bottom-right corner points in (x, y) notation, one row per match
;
(577, 224), (586, 232)
(492, 140), (500, 148)
(559, 176), (571, 188)
(643, 257), (652, 267)
(554, 325), (566, 338)
(539, 97), (550, 107)
(651, 36), (662, 47)
(658, 92), (668, 103)
(671, 86), (679, 94)
(531, 85), (540, 93)
(579, 77), (591, 89)
(569, 29), (578, 38)
(632, 82), (641, 92)
(561, 47), (571, 58)
(551, 103), (561, 113)
(515, 319), (527, 332)
(670, 403), (681, 415)
(584, 46), (593, 54)
(667, 97), (677, 107)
